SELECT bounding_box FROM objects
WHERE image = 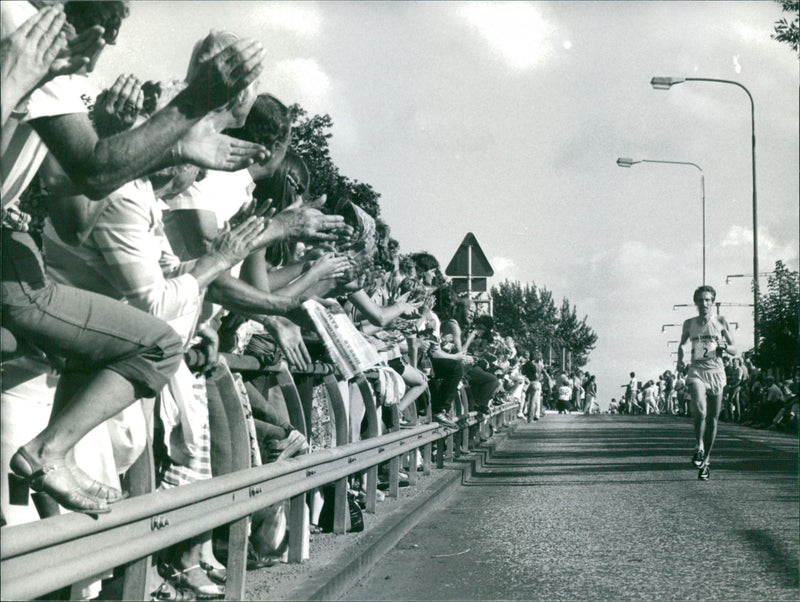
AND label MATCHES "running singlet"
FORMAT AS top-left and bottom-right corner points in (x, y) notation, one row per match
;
(688, 316), (725, 371)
